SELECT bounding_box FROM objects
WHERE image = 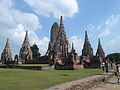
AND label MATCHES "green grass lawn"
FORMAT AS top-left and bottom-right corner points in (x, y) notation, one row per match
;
(0, 68), (102, 90)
